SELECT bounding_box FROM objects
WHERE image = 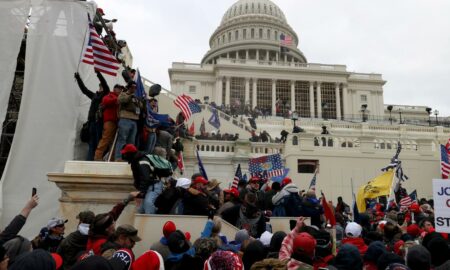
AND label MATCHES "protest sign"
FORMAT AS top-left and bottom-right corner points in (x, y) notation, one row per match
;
(432, 179), (450, 233)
